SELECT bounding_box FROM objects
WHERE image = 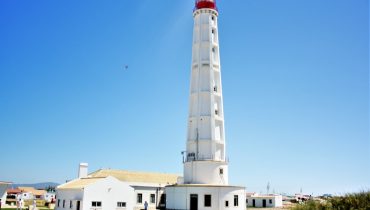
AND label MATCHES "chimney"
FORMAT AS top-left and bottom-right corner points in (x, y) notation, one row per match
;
(78, 163), (88, 178)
